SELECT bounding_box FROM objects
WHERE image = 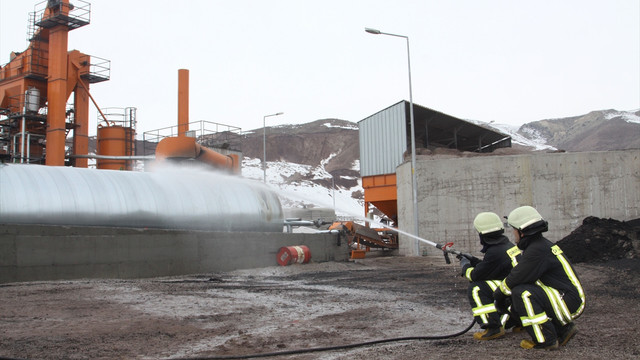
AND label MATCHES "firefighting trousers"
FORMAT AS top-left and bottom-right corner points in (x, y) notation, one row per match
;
(510, 284), (583, 344)
(468, 280), (509, 329)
